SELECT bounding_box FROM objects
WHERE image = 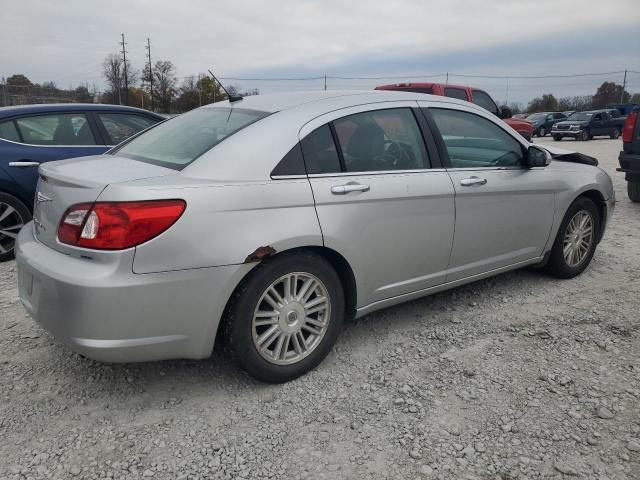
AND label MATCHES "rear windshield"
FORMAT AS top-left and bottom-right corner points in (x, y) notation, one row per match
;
(568, 112), (593, 121)
(112, 107), (270, 169)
